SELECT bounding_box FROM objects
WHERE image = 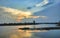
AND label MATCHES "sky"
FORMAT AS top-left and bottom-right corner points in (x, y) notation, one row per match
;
(0, 0), (60, 23)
